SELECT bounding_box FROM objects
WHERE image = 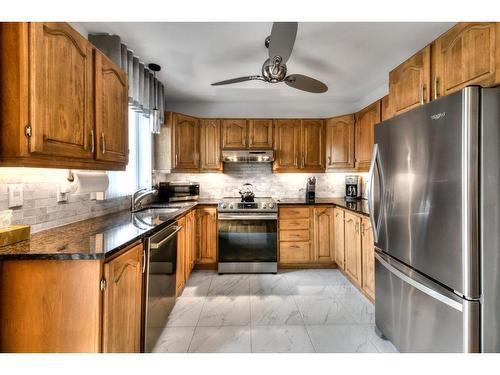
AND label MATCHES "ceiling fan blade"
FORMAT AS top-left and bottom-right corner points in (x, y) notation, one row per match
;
(268, 22), (298, 64)
(211, 75), (264, 86)
(285, 74), (328, 93)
